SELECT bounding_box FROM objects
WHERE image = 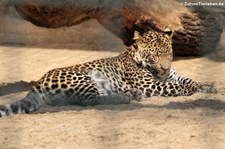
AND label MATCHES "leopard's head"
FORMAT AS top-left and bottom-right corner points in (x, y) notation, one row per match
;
(130, 30), (174, 79)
